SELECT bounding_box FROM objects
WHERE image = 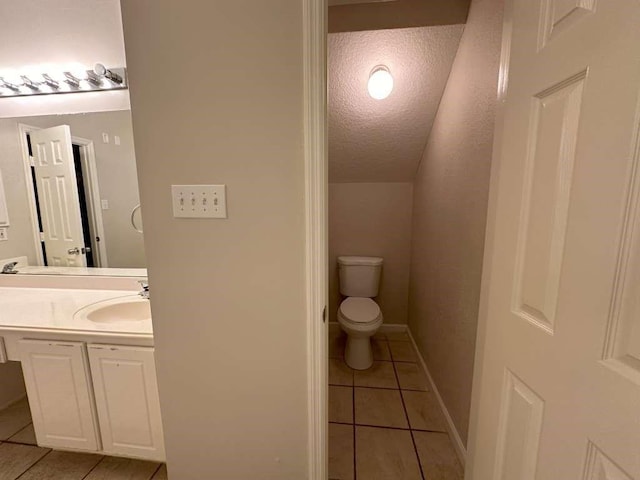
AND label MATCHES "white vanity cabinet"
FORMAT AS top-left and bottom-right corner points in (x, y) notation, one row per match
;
(87, 344), (165, 461)
(18, 339), (165, 461)
(19, 340), (100, 451)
